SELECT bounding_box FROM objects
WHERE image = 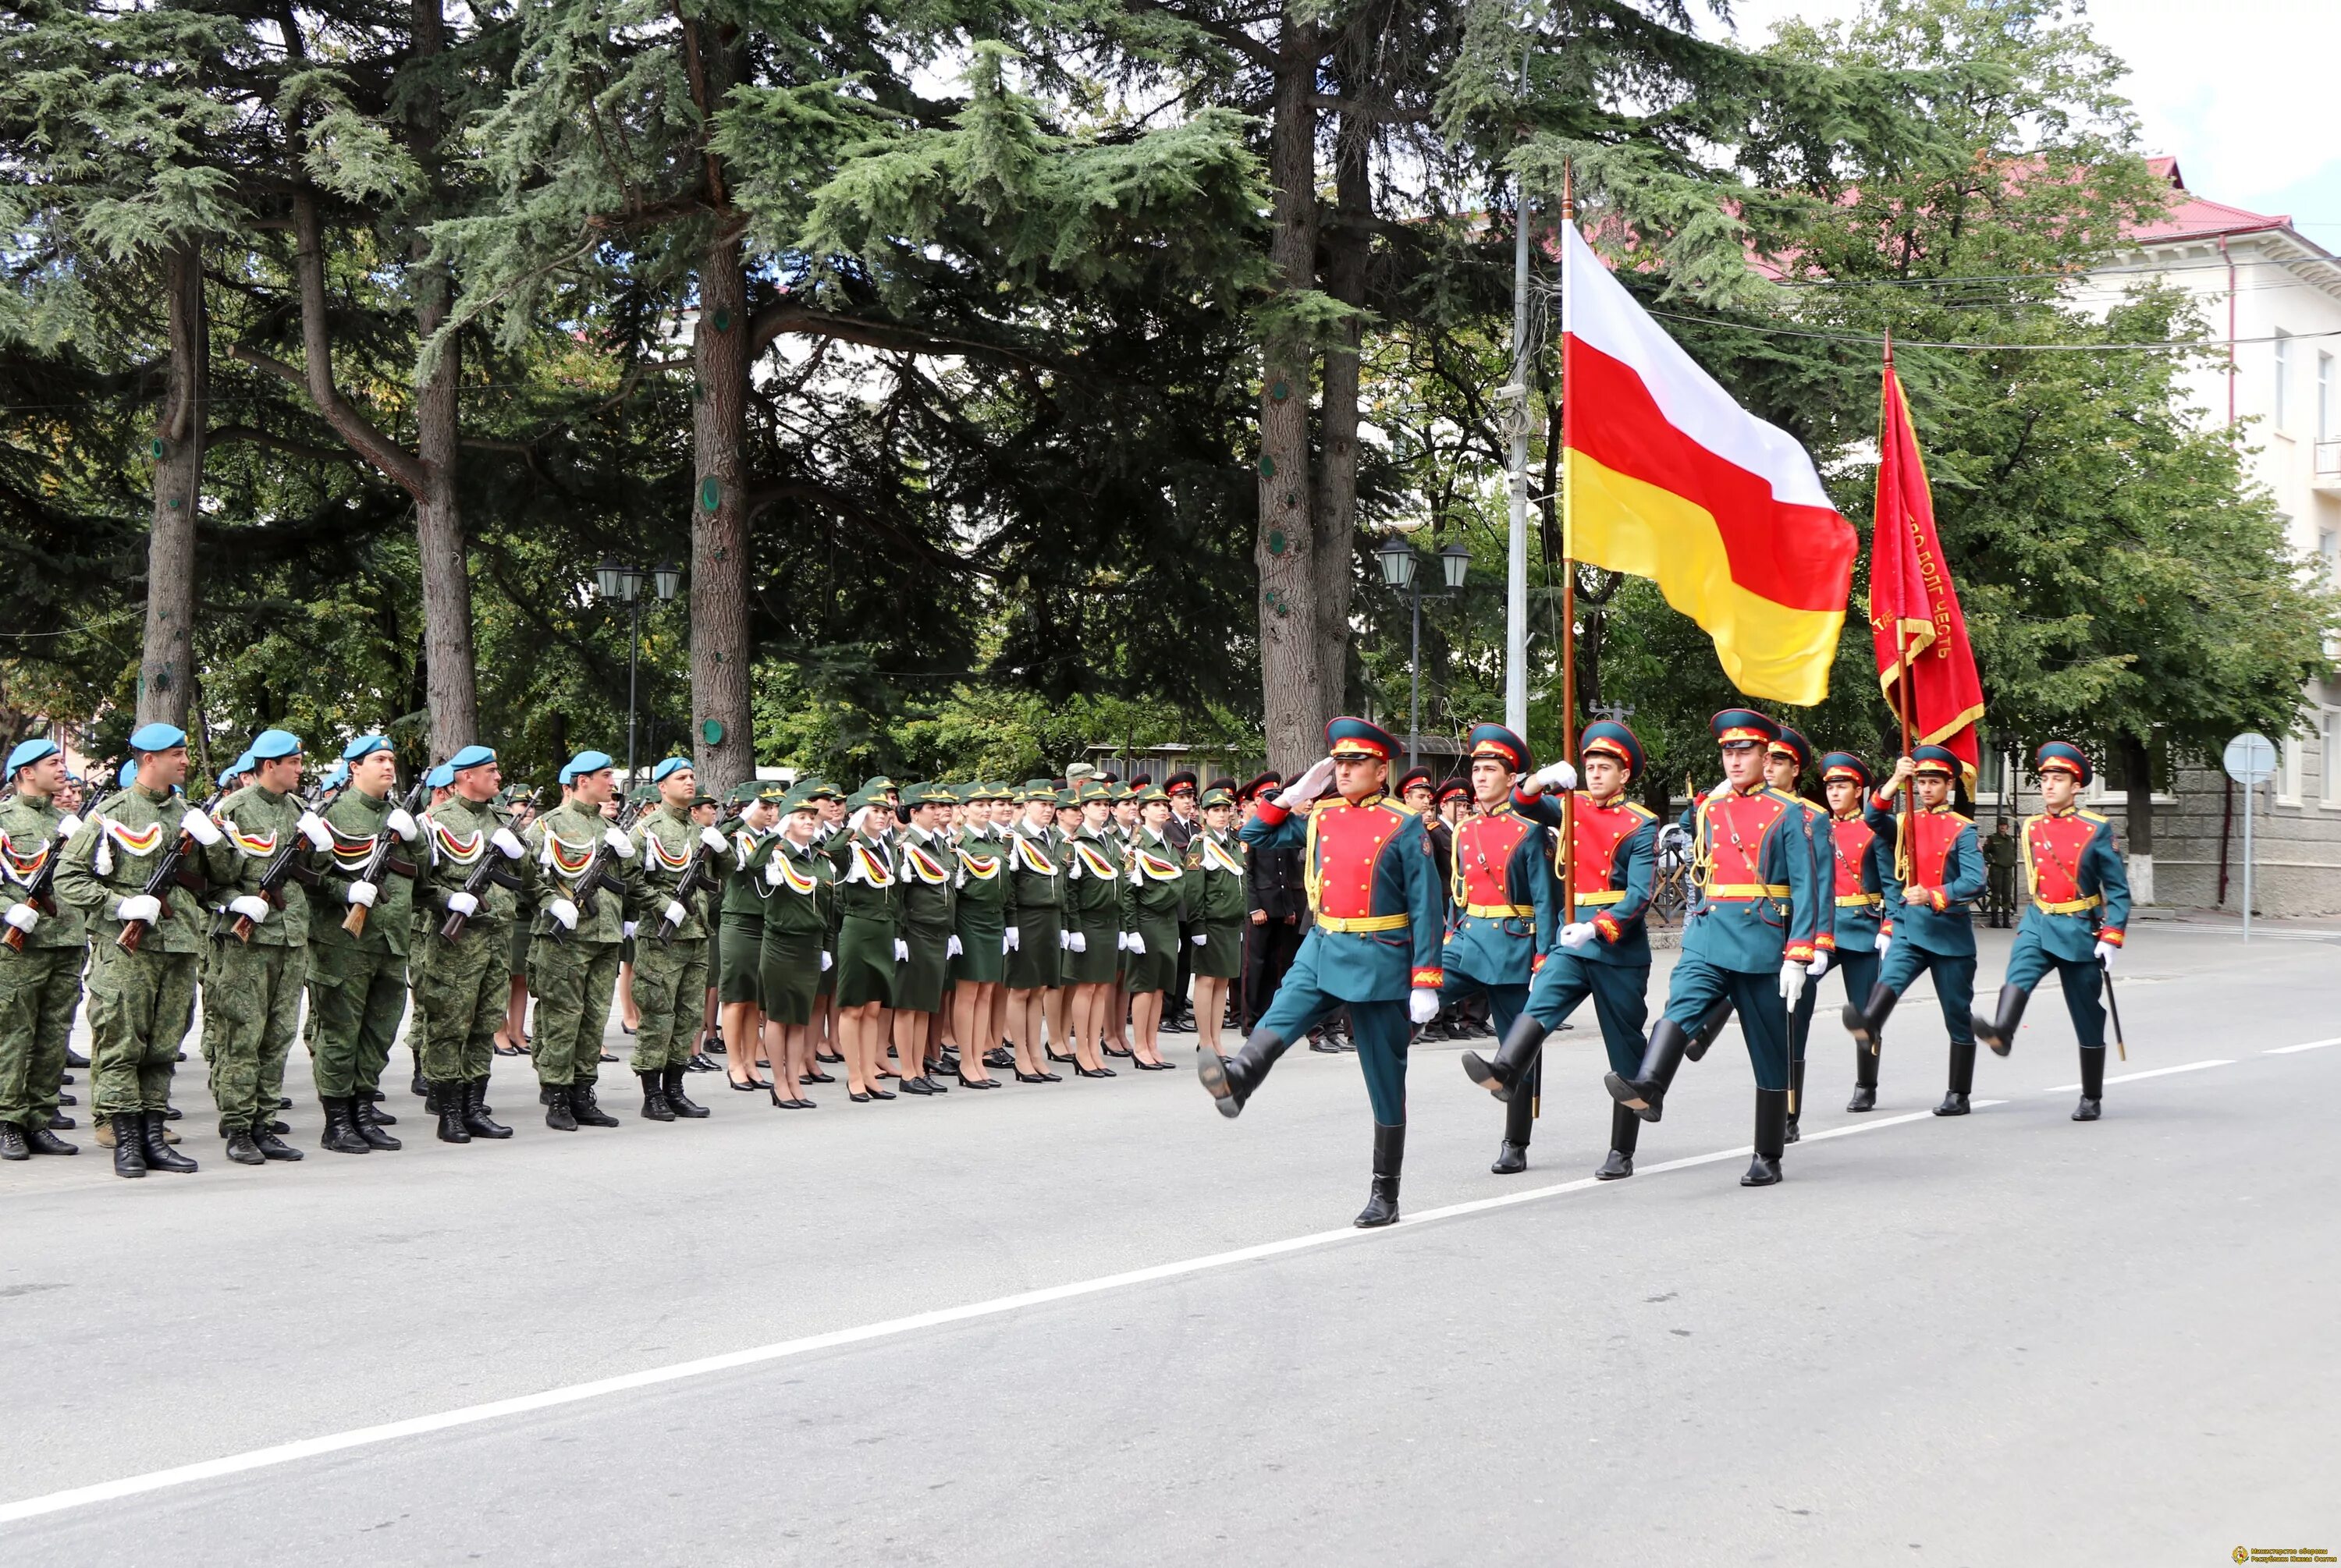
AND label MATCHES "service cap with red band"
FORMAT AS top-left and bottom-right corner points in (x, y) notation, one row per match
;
(1819, 750), (1874, 789)
(1237, 771), (1282, 803)
(1163, 770), (1199, 796)
(1435, 775), (1471, 805)
(2034, 740), (2092, 786)
(1465, 722), (1532, 774)
(1579, 718), (1646, 782)
(1911, 743), (1963, 779)
(1326, 715), (1398, 761)
(1396, 765), (1434, 799)
(1710, 708), (1781, 747)
(1768, 723), (1813, 772)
